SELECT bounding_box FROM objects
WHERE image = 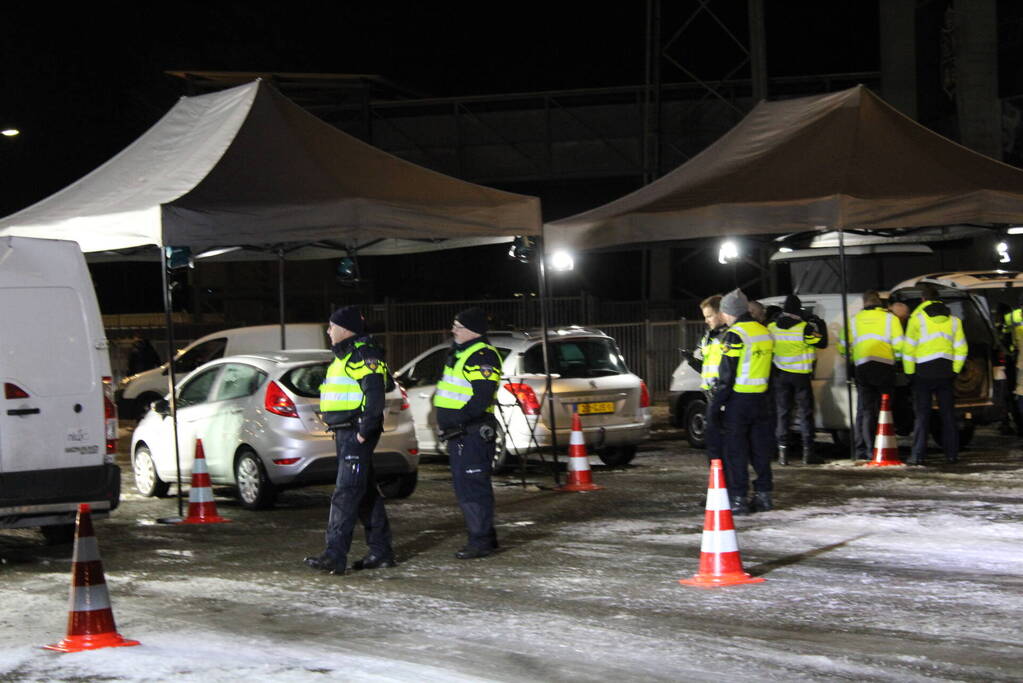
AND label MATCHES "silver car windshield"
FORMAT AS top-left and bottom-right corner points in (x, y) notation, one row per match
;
(522, 339), (628, 378)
